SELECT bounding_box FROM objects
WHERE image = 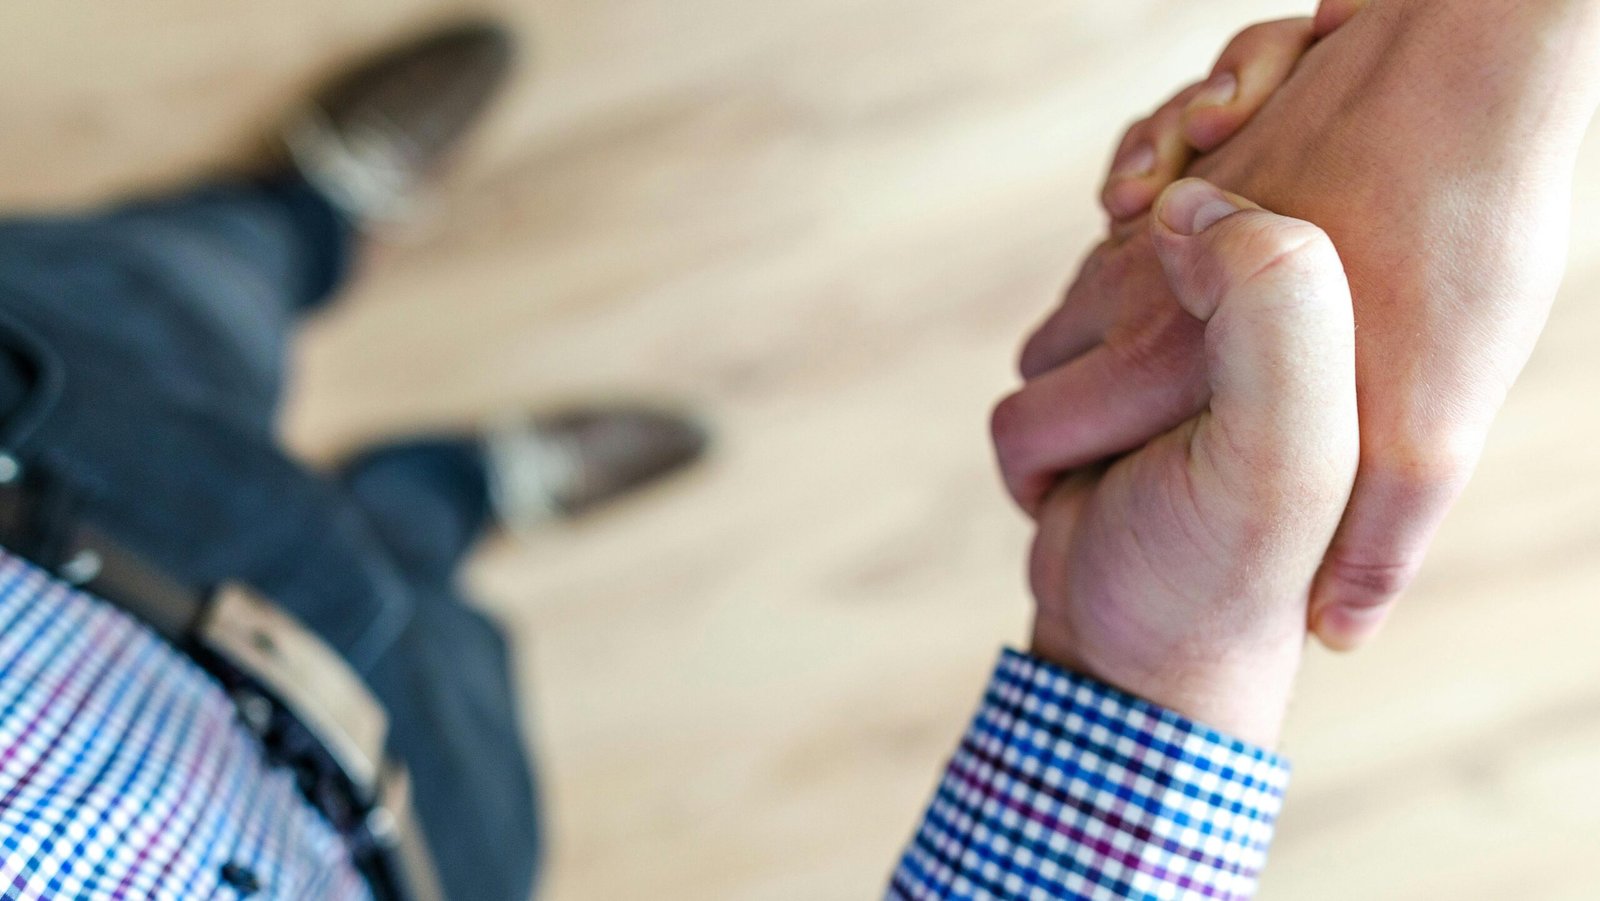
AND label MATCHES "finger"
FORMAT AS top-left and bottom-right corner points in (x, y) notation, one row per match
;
(1020, 226), (1200, 384)
(992, 319), (1208, 515)
(1314, 0), (1370, 38)
(1102, 83), (1208, 222)
(1019, 299), (1107, 381)
(1308, 435), (1482, 650)
(1183, 18), (1317, 153)
(1150, 178), (1359, 512)
(1017, 240), (1125, 381)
